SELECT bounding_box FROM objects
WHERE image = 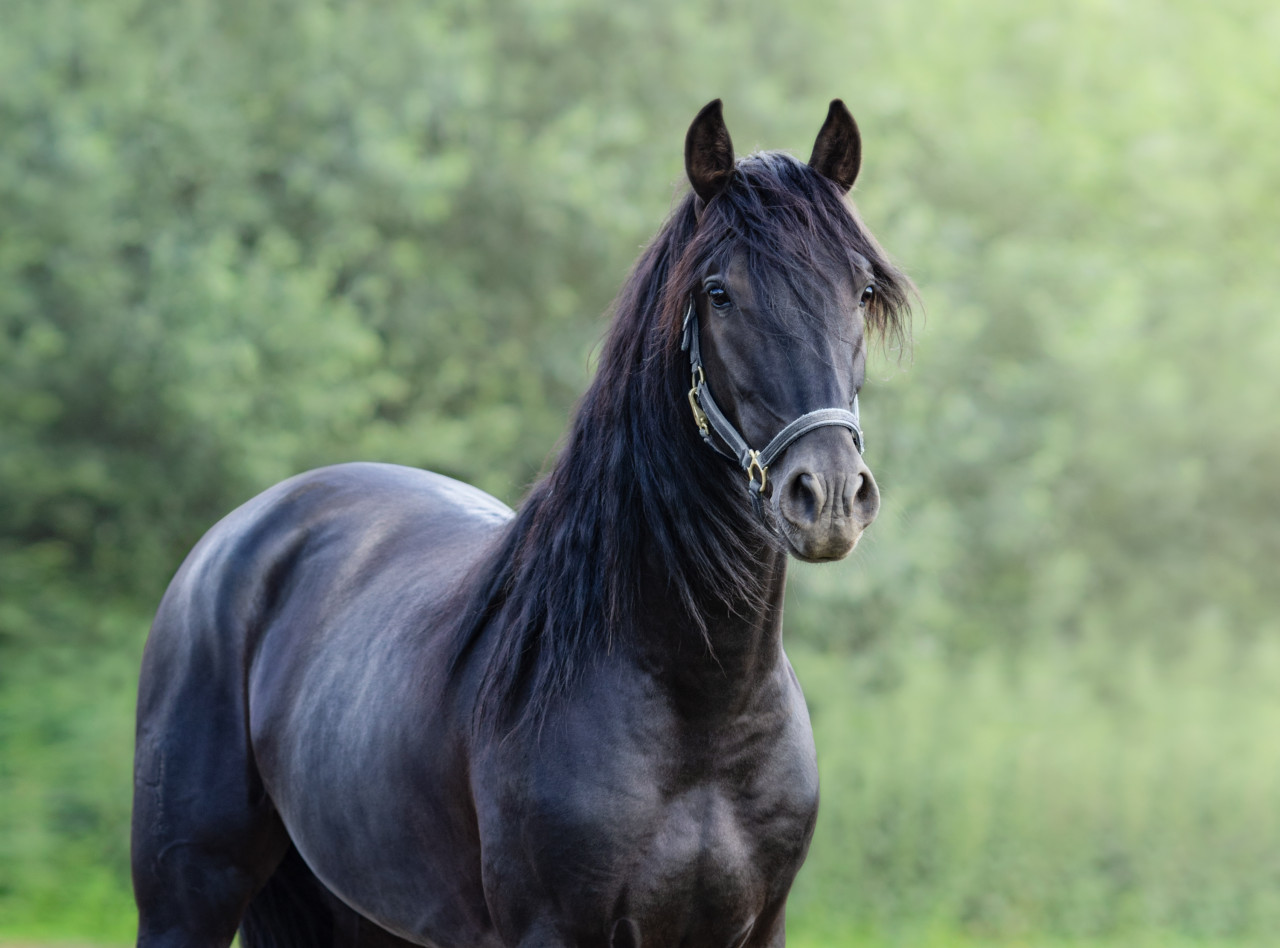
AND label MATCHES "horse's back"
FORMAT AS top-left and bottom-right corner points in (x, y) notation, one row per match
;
(159, 460), (506, 625)
(139, 461), (510, 713)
